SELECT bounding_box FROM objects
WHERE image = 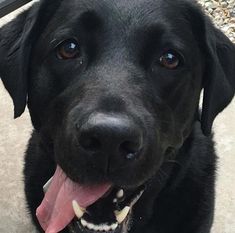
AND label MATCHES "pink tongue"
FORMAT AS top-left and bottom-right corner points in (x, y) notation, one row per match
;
(36, 166), (111, 233)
